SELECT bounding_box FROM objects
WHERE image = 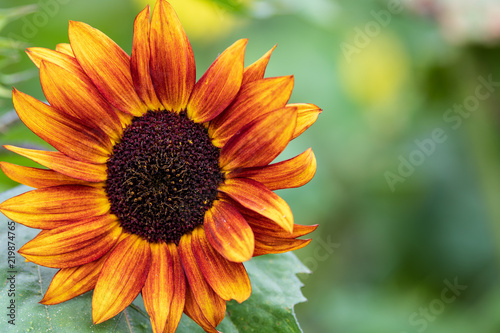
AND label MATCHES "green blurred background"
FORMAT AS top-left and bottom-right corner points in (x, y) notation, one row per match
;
(1, 0), (500, 332)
